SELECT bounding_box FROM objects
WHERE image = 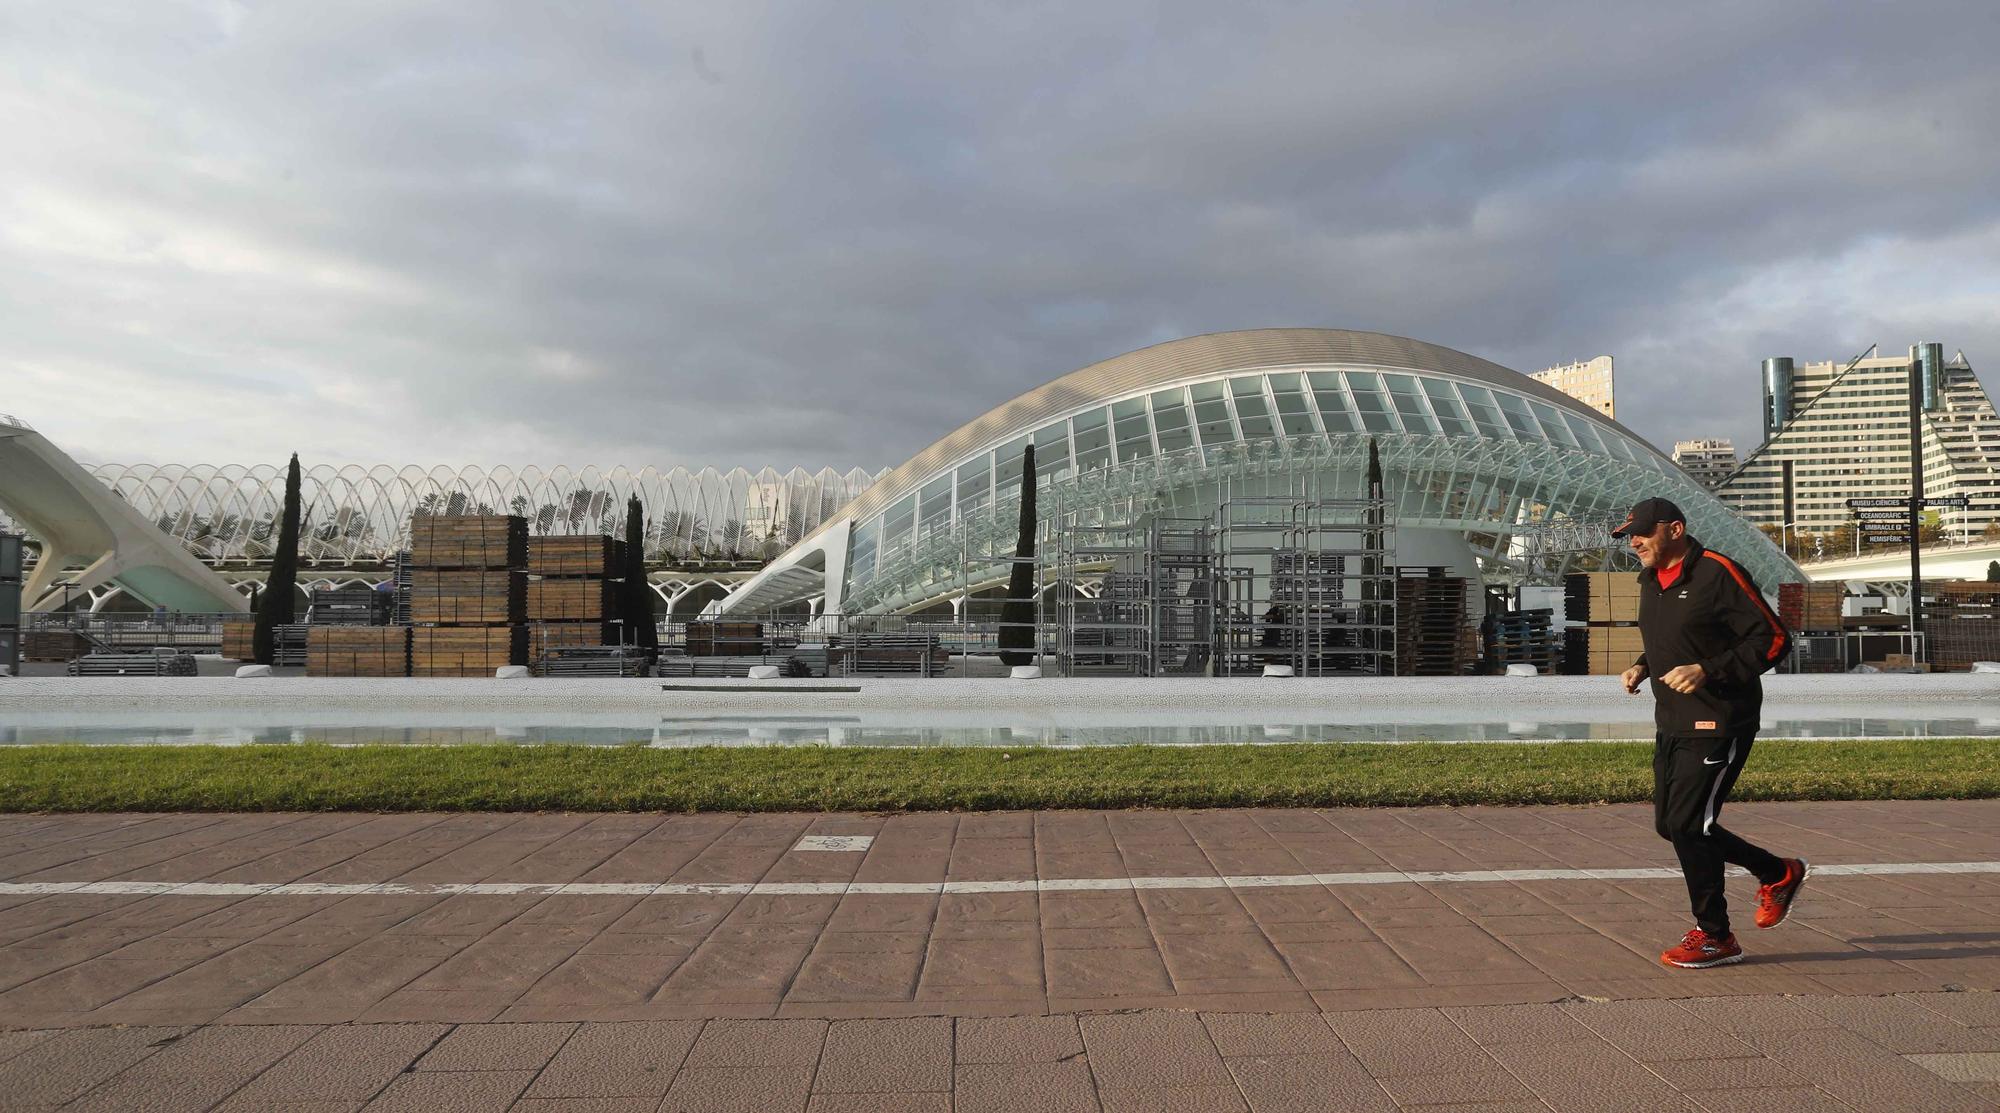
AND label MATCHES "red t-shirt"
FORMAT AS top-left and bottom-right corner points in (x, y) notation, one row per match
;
(1656, 559), (1686, 591)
